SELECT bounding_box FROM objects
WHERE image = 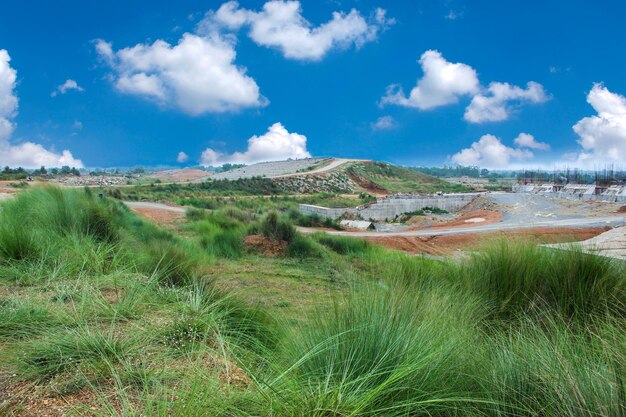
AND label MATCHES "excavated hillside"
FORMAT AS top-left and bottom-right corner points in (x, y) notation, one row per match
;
(267, 160), (468, 194)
